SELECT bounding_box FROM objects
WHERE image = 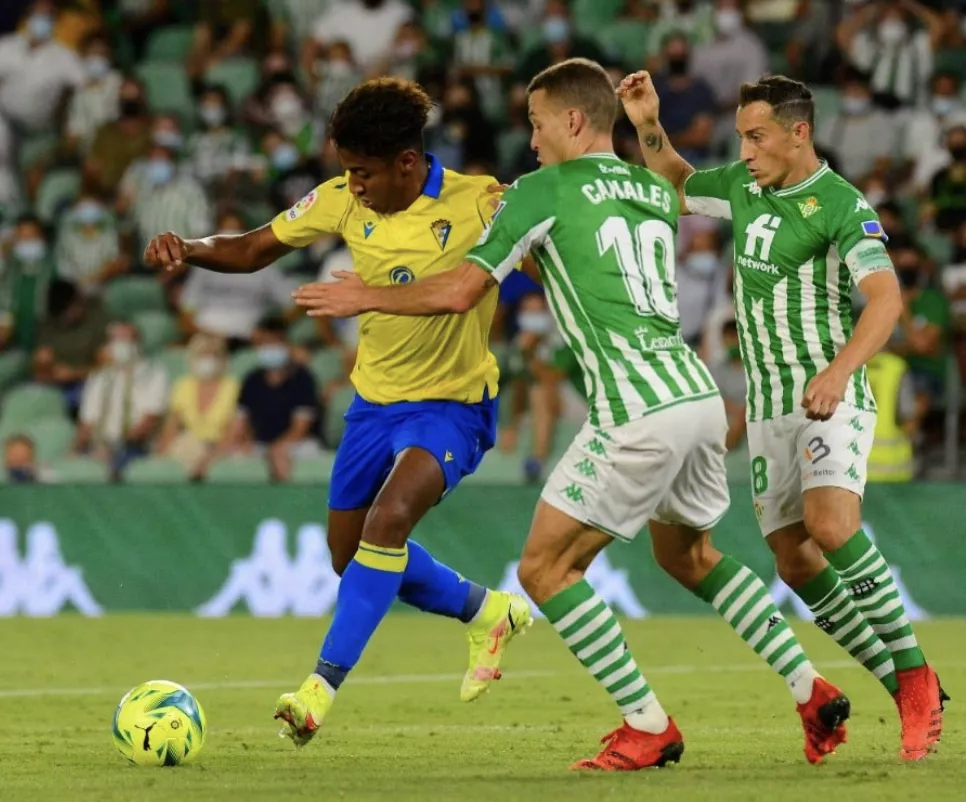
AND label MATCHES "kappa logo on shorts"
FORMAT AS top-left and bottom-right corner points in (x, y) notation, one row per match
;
(846, 464), (861, 481)
(804, 436), (830, 465)
(575, 458), (597, 480)
(585, 438), (607, 457)
(849, 416), (865, 432)
(564, 484), (585, 505)
(847, 440), (861, 456)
